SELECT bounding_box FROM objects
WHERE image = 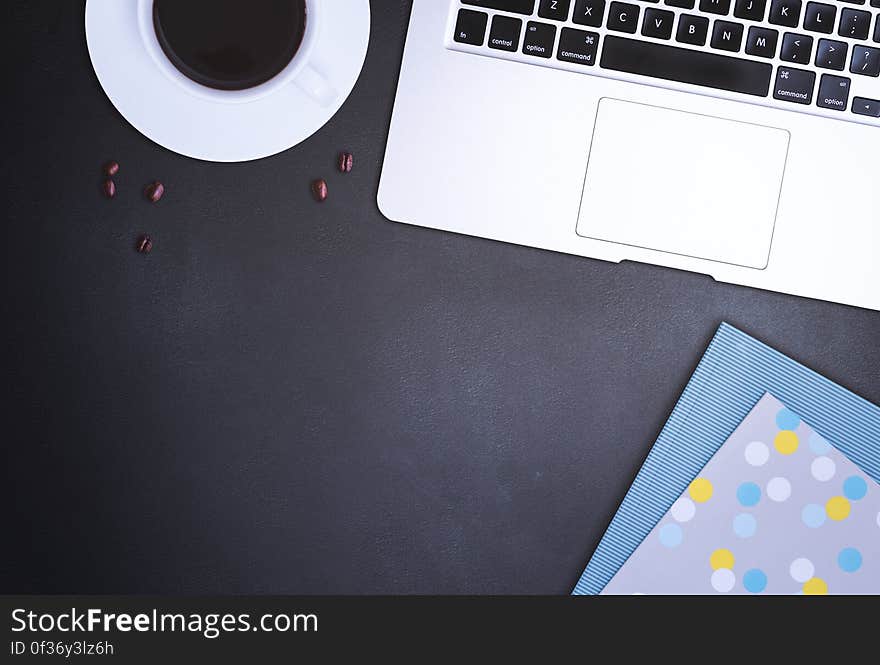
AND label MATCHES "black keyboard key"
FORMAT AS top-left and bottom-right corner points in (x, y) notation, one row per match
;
(803, 3), (837, 33)
(489, 15), (523, 51)
(852, 96), (880, 116)
(768, 0), (802, 26)
(872, 0), (880, 6)
(816, 38), (848, 69)
(840, 0), (866, 3)
(746, 26), (779, 56)
(851, 45), (880, 75)
(665, 0), (695, 6)
(839, 9), (871, 39)
(642, 8), (675, 38)
(557, 27), (600, 63)
(677, 14), (710, 44)
(816, 73), (851, 110)
(607, 2), (641, 32)
(522, 21), (557, 56)
(573, 0), (606, 26)
(875, 17), (880, 42)
(461, 0), (536, 14)
(773, 66), (816, 103)
(700, 0), (732, 13)
(599, 35), (772, 95)
(780, 32), (813, 62)
(539, 0), (572, 20)
(454, 9), (488, 45)
(734, 0), (768, 20)
(712, 20), (745, 50)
